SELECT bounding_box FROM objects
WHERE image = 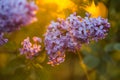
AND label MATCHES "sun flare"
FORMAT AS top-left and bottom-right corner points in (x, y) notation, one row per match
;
(85, 1), (108, 18)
